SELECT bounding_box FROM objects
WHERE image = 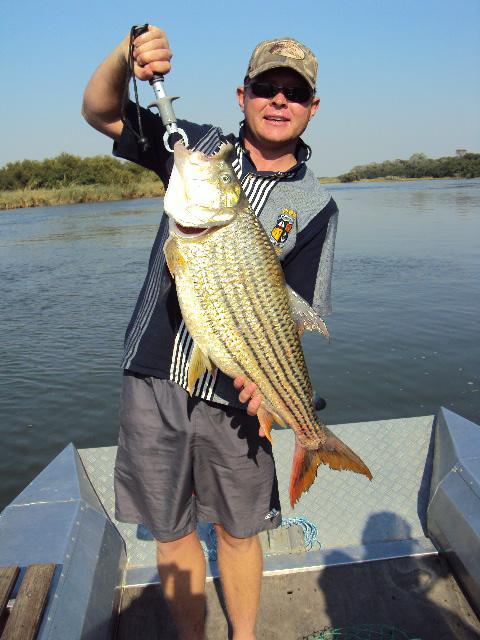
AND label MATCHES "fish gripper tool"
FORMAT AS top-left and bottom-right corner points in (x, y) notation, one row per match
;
(148, 77), (188, 152)
(132, 25), (189, 152)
